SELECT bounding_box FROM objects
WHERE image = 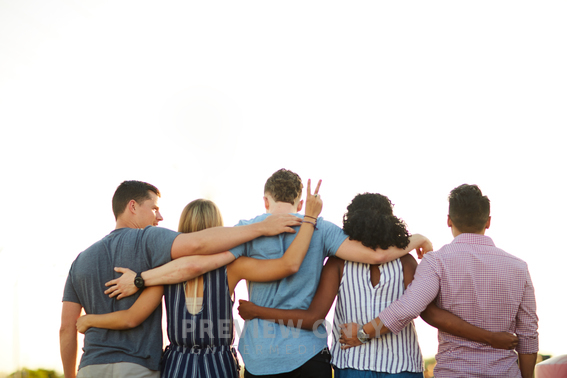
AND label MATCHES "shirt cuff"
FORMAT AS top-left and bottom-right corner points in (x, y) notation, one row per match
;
(517, 336), (539, 354)
(378, 307), (406, 335)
